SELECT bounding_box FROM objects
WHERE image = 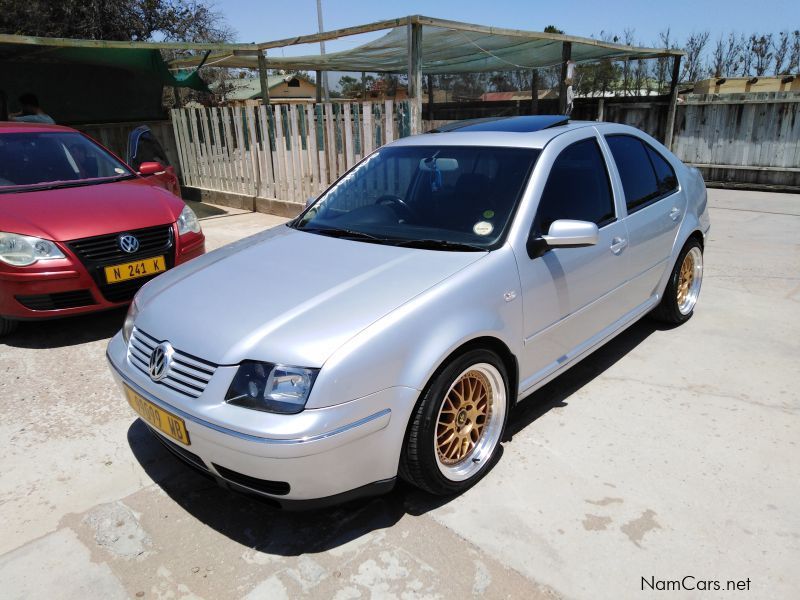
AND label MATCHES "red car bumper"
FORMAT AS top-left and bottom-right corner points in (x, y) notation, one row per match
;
(0, 224), (204, 320)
